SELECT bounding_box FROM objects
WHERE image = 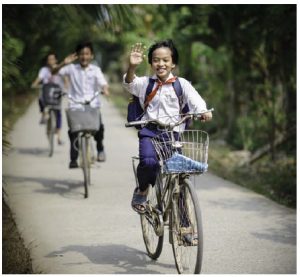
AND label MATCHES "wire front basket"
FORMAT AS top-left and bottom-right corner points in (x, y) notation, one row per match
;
(151, 130), (209, 175)
(66, 107), (100, 133)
